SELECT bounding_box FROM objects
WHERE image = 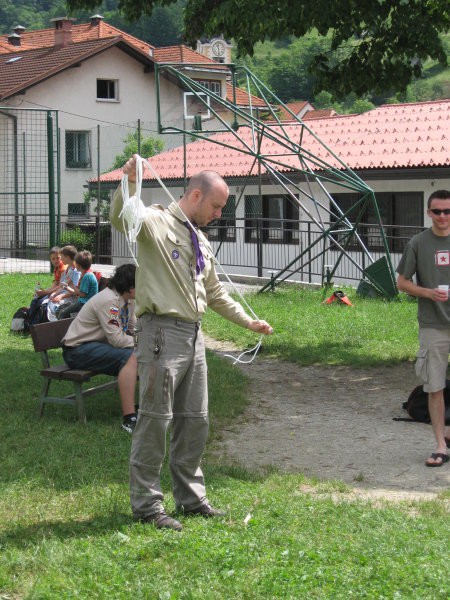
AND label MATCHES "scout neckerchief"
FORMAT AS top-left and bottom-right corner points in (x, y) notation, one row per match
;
(119, 301), (129, 333)
(184, 221), (205, 279)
